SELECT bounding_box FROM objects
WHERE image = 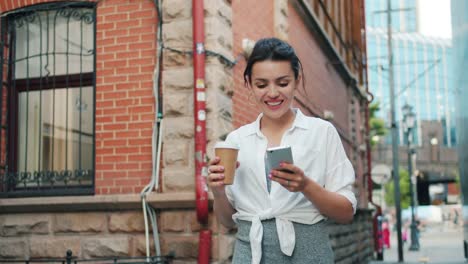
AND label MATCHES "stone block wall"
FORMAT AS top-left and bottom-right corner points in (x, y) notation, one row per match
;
(161, 0), (234, 192)
(0, 209), (374, 263)
(329, 209), (375, 264)
(0, 212), (145, 259)
(0, 209), (236, 263)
